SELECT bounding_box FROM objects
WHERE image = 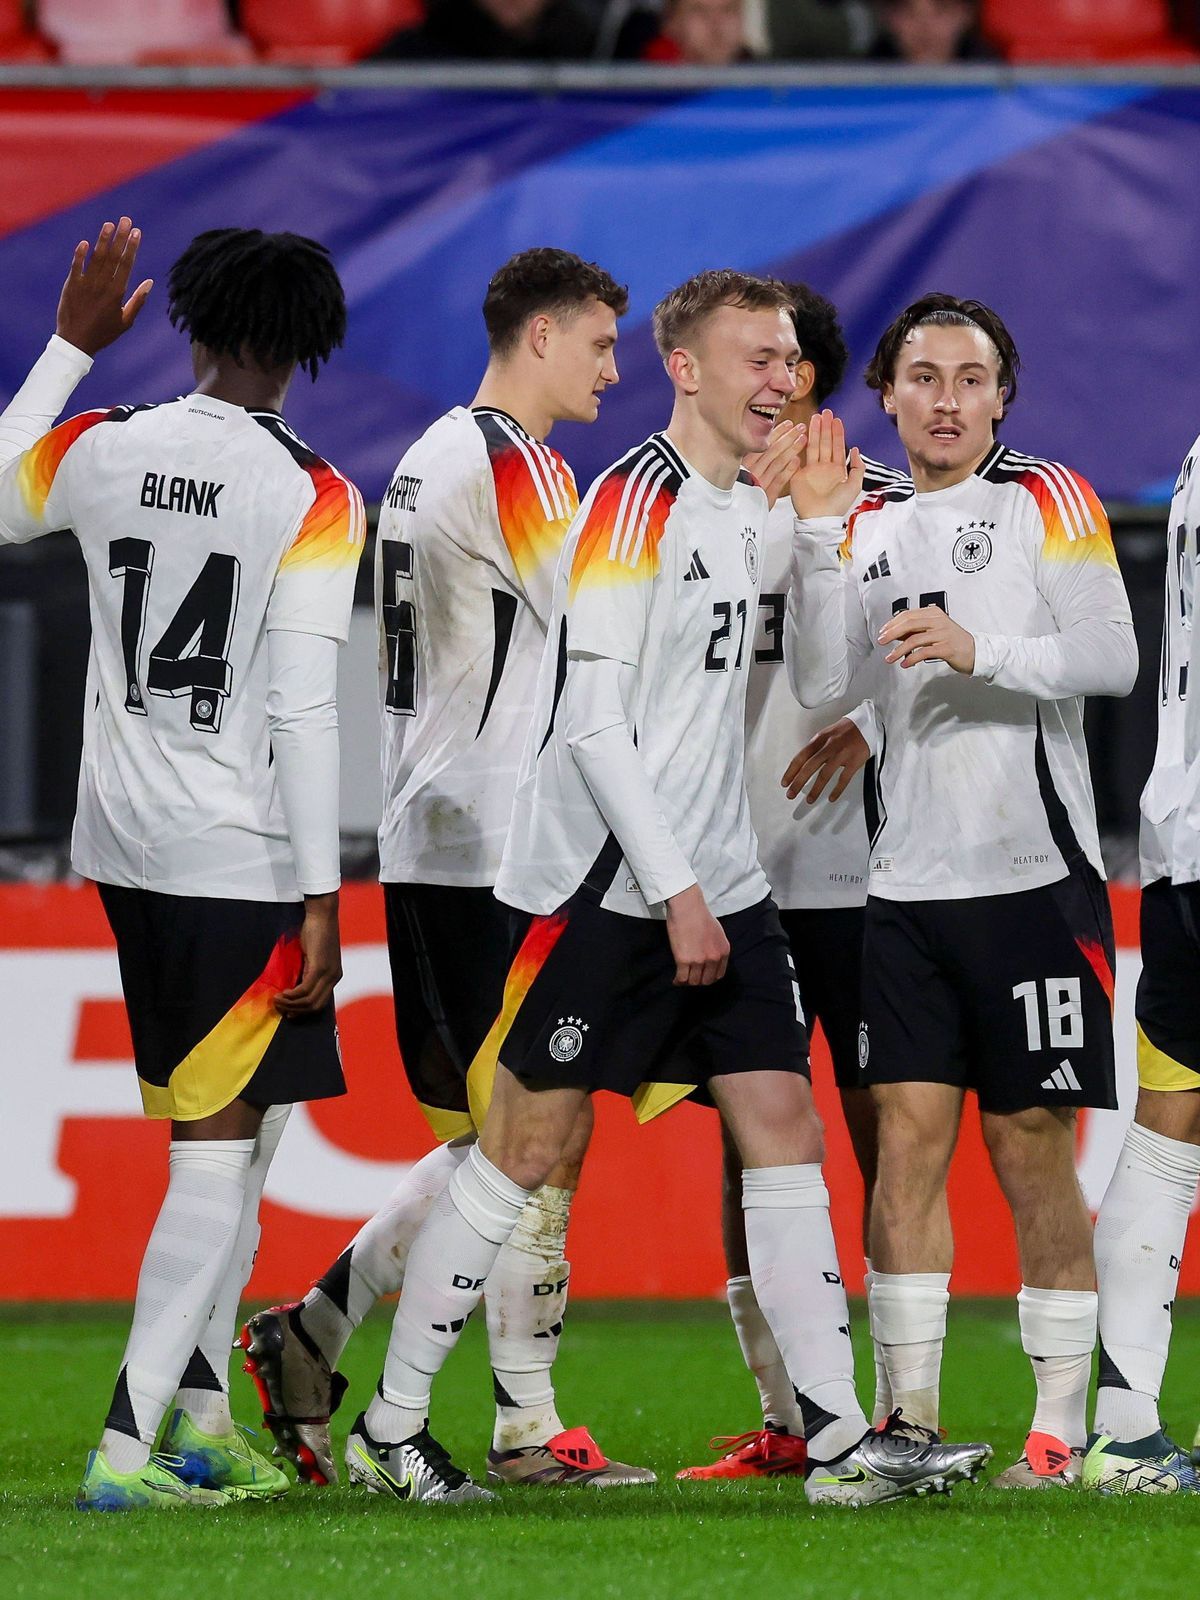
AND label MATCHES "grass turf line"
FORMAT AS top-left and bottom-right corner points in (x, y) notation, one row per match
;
(2, 1300), (1197, 1598)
